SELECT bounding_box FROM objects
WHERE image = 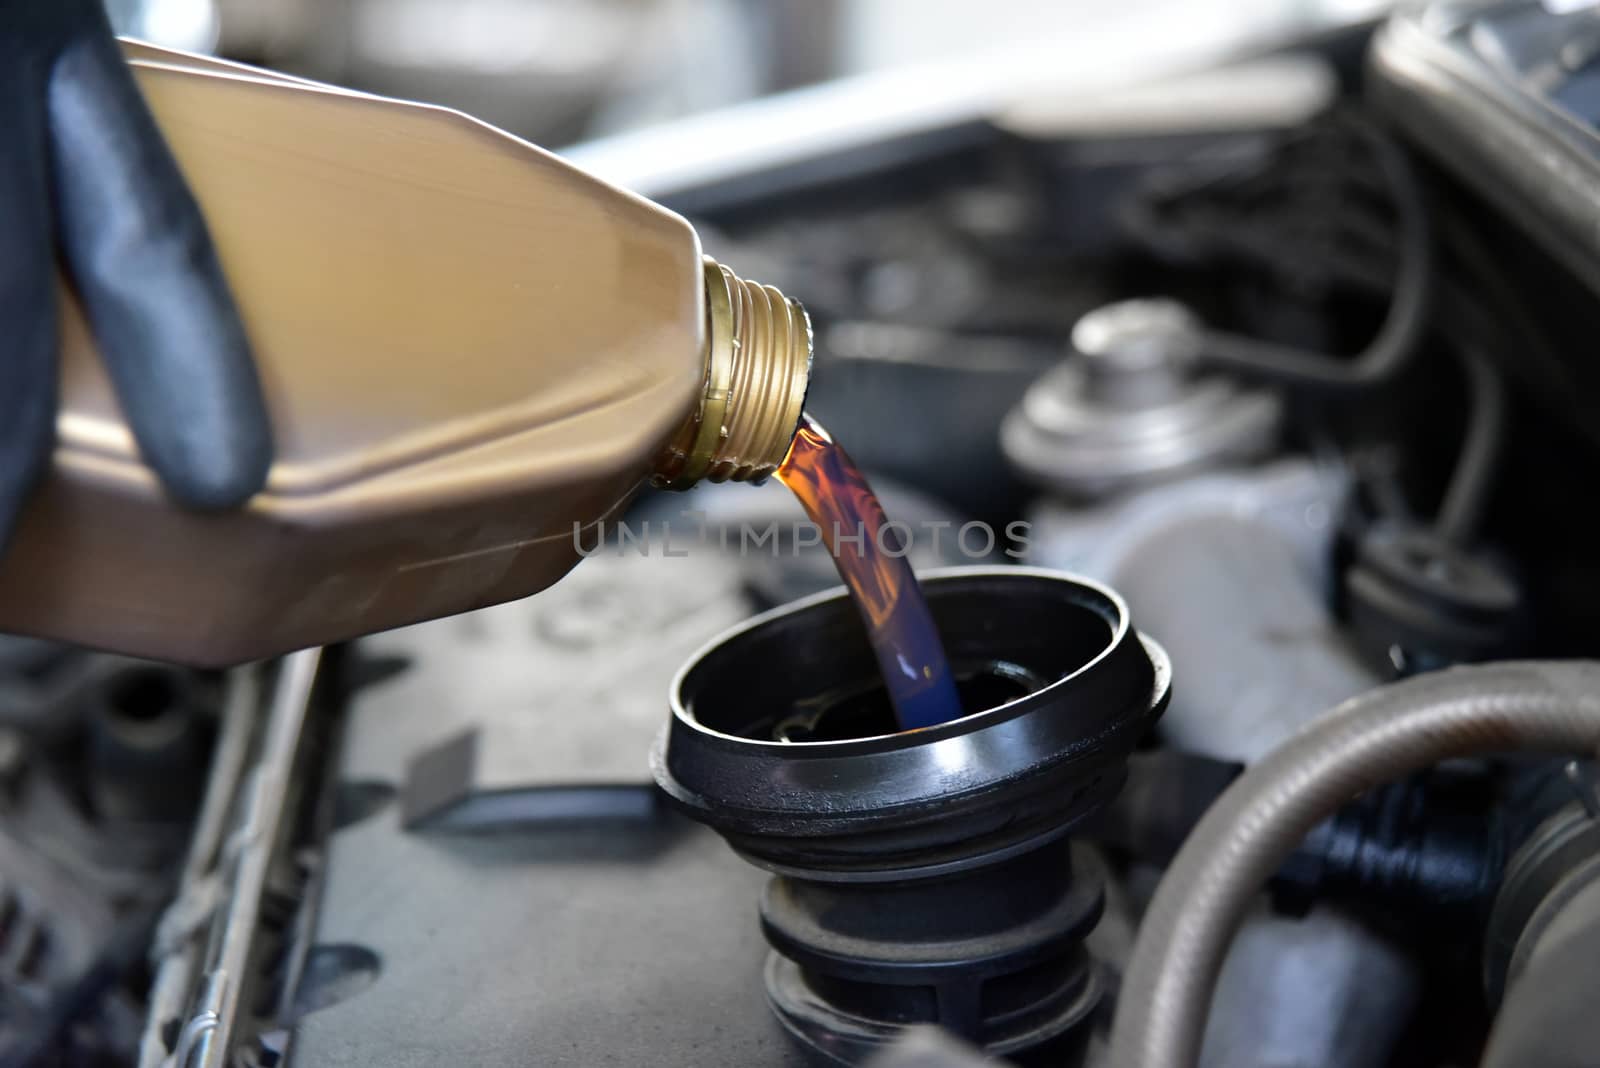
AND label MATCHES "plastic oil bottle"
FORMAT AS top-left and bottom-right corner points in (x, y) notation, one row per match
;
(0, 43), (811, 666)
